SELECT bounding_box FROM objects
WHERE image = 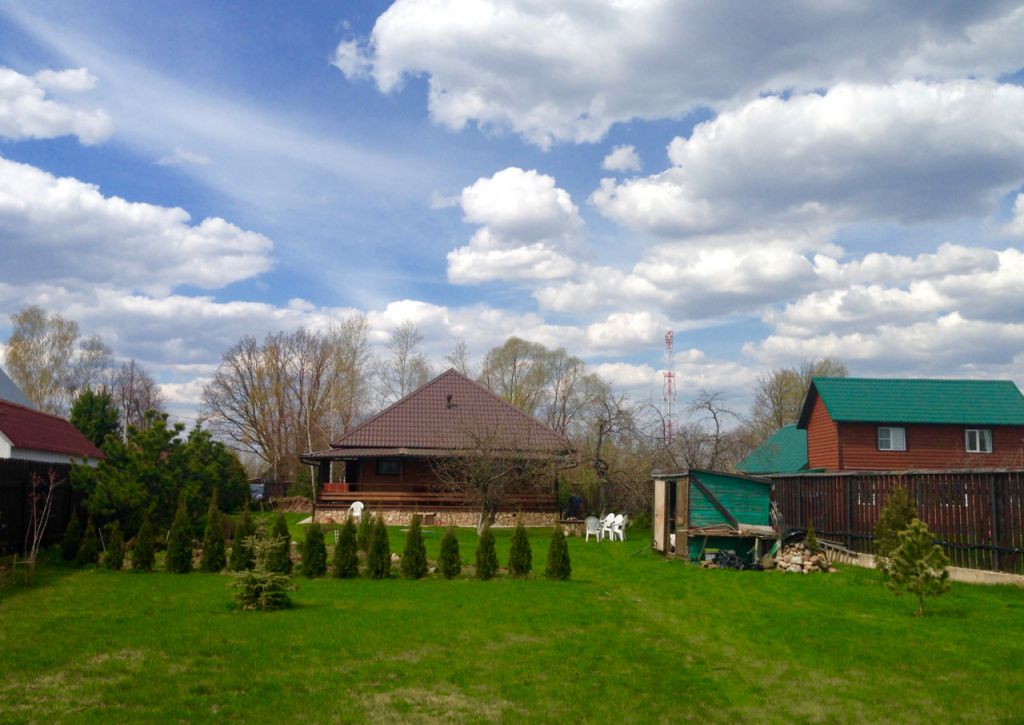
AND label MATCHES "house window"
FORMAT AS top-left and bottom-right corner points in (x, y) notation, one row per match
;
(375, 459), (401, 476)
(877, 427), (906, 451)
(965, 429), (993, 454)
